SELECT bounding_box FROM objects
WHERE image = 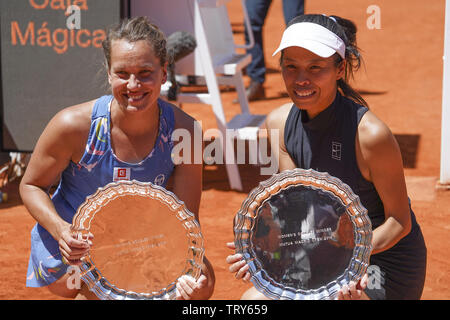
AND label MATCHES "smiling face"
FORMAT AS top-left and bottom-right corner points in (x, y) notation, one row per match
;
(108, 39), (167, 114)
(281, 46), (345, 119)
